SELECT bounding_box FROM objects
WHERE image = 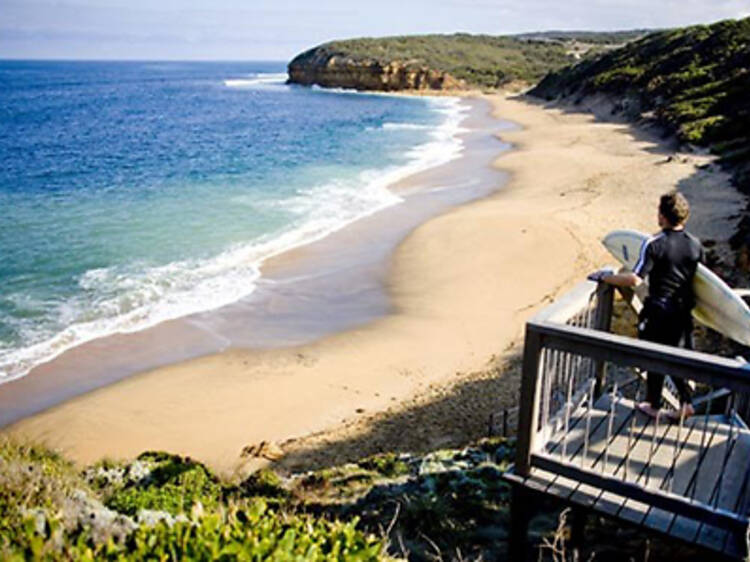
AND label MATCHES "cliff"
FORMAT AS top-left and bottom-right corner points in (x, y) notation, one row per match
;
(288, 47), (466, 92)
